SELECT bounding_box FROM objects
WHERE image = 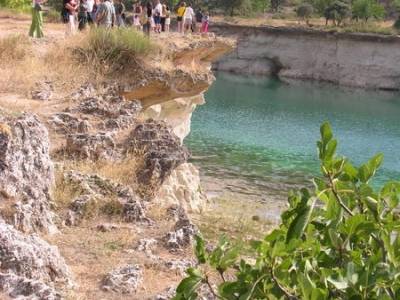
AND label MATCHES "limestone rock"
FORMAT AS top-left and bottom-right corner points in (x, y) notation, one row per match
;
(64, 171), (146, 224)
(31, 81), (53, 101)
(0, 273), (60, 300)
(65, 132), (116, 160)
(135, 238), (158, 257)
(0, 220), (73, 298)
(0, 114), (57, 234)
(102, 265), (143, 294)
(96, 223), (120, 232)
(70, 83), (96, 100)
(164, 259), (194, 276)
(163, 210), (197, 251)
(157, 163), (206, 213)
(126, 119), (189, 197)
(50, 113), (90, 134)
(154, 286), (176, 300)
